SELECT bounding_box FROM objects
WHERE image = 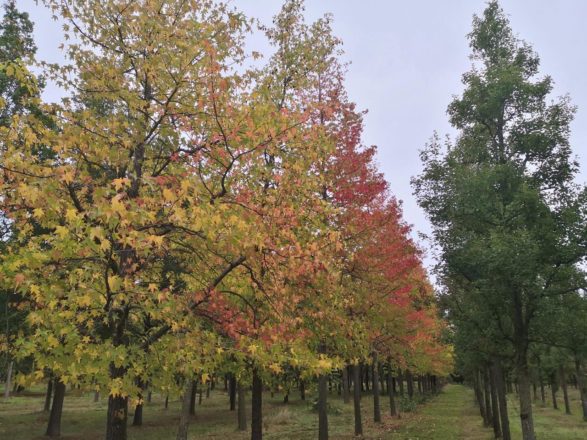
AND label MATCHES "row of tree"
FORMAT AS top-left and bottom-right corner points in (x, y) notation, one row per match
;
(414, 2), (587, 440)
(0, 1), (451, 440)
